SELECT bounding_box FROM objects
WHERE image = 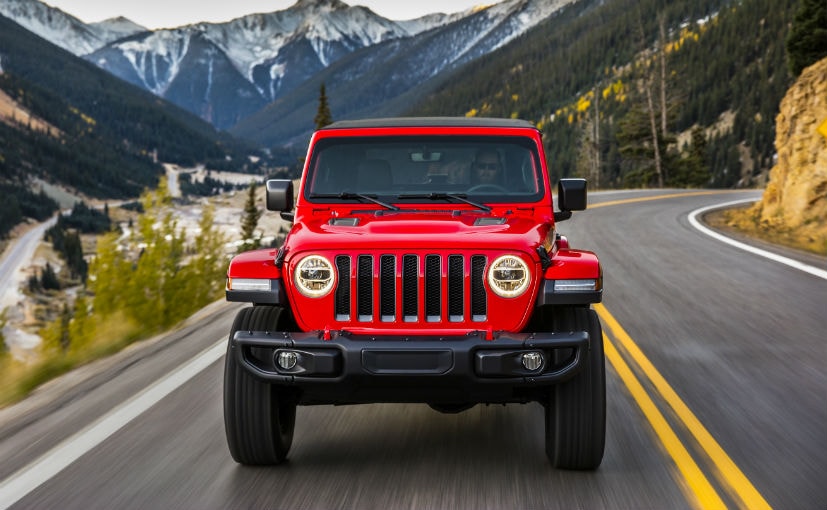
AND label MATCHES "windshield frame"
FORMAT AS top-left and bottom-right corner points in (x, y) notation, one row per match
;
(302, 135), (546, 206)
